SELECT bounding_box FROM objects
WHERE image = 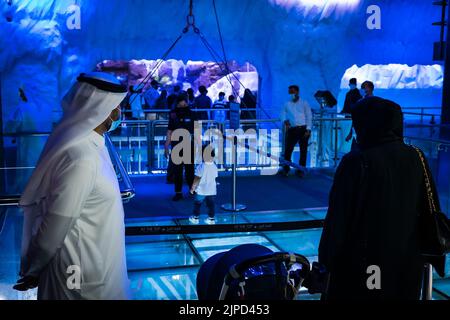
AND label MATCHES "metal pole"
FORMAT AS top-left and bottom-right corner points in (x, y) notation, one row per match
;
(0, 73), (4, 194)
(222, 135), (246, 212)
(421, 263), (433, 300)
(334, 119), (339, 166)
(442, 1), (450, 126)
(232, 136), (237, 210)
(147, 121), (153, 174)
